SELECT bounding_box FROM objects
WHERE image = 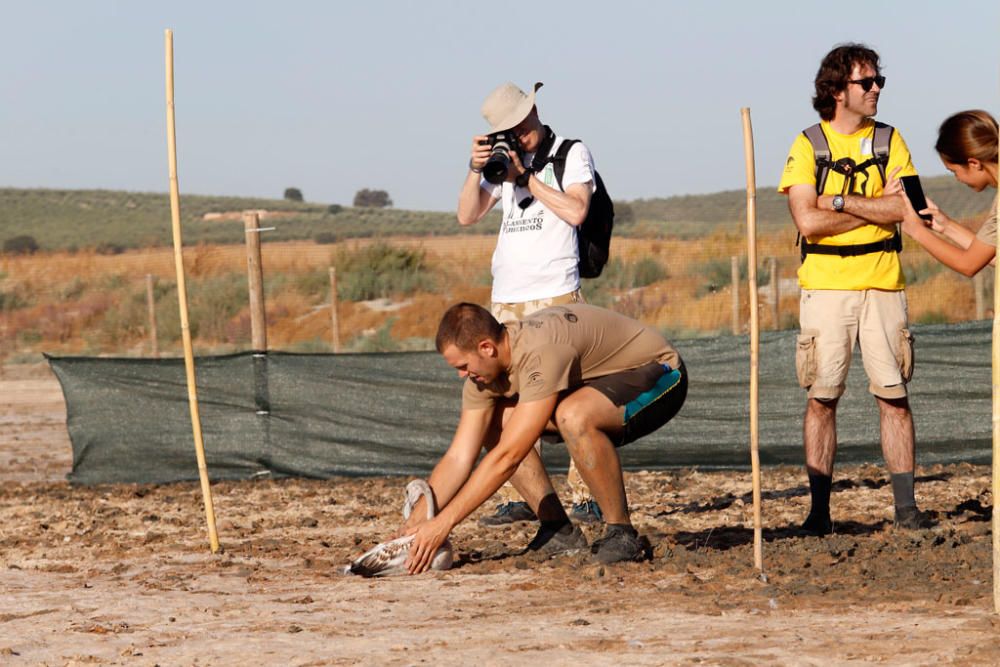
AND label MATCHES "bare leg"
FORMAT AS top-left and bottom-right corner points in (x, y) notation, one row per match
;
(483, 403), (565, 524)
(877, 396), (914, 474)
(802, 397), (838, 534)
(493, 439), (542, 504)
(803, 397), (838, 476)
(554, 388), (630, 526)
